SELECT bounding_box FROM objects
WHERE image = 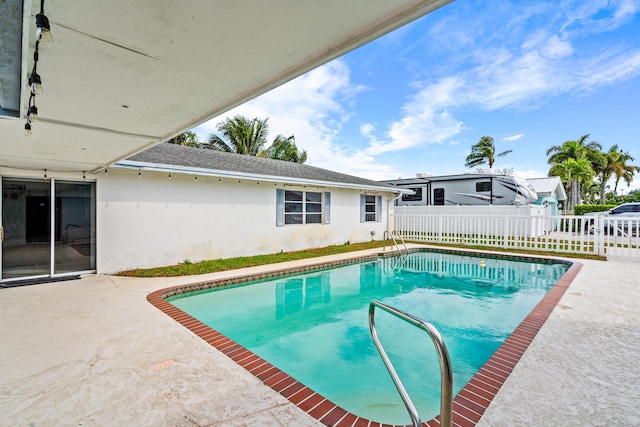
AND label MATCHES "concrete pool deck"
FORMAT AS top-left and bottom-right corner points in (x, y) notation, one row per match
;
(1, 246), (639, 426)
